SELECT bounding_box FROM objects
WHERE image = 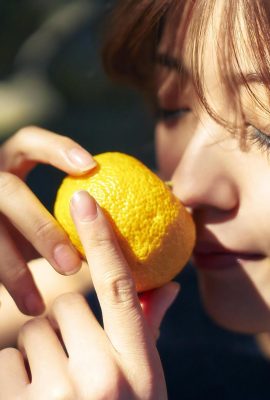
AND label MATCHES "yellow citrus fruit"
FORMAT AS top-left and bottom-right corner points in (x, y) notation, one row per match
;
(54, 152), (195, 292)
